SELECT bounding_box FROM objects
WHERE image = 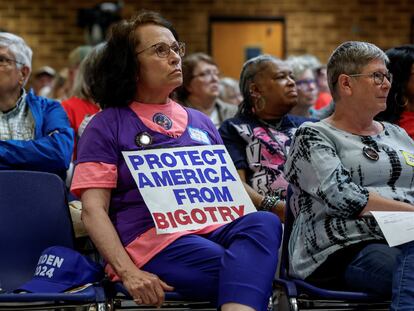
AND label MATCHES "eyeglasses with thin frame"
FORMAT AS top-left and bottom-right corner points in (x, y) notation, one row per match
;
(0, 55), (23, 67)
(348, 71), (393, 86)
(192, 69), (221, 80)
(136, 41), (185, 58)
(295, 78), (317, 89)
